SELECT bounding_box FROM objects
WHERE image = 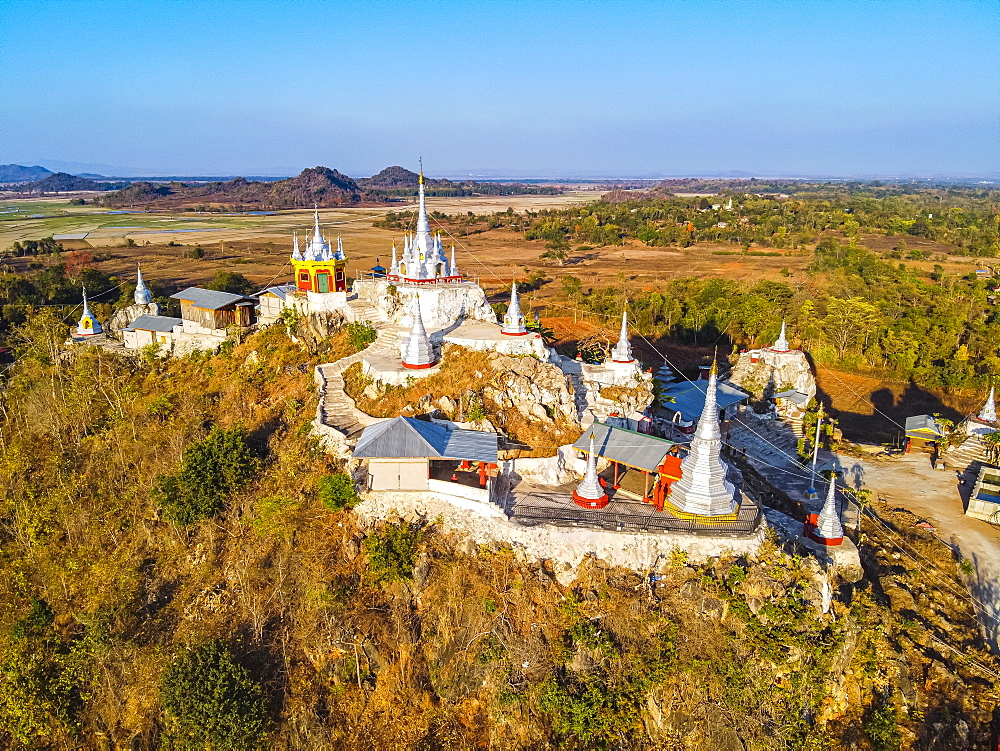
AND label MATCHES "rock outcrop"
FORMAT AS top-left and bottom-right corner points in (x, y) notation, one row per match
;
(729, 347), (815, 402)
(353, 278), (496, 329)
(105, 302), (163, 339)
(483, 354), (579, 425)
